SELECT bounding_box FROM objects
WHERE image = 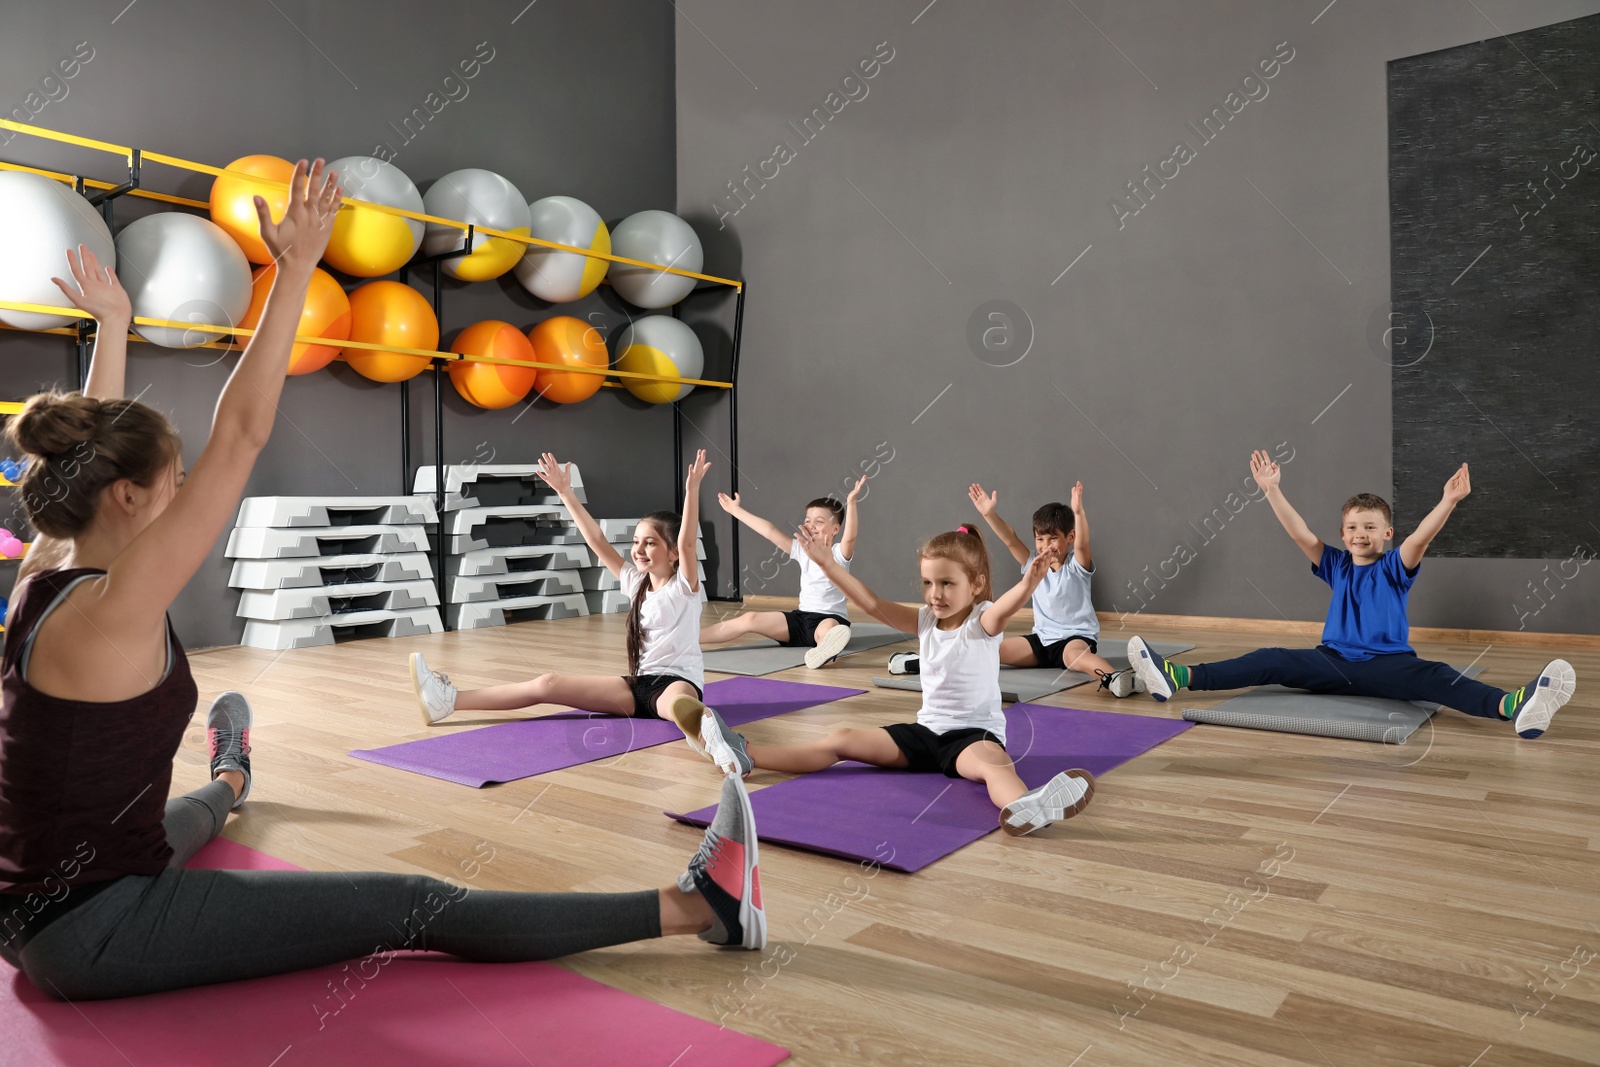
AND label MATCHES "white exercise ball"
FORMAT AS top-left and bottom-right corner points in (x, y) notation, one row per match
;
(421, 169), (531, 282)
(0, 172), (115, 330)
(607, 210), (702, 309)
(323, 155), (424, 277)
(613, 314), (704, 404)
(512, 195), (610, 303)
(115, 212), (253, 349)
